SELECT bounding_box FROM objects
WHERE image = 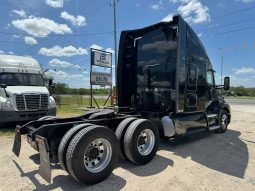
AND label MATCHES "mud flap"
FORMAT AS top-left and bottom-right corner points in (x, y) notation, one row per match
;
(37, 136), (51, 183)
(12, 128), (21, 157)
